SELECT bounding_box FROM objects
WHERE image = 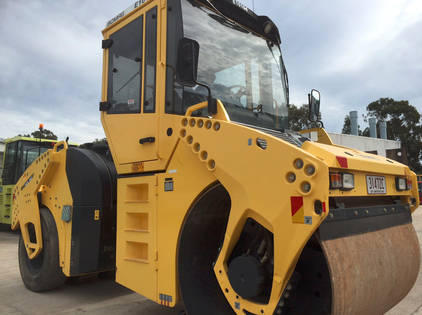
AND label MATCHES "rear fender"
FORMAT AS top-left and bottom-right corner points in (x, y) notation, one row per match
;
(12, 141), (68, 260)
